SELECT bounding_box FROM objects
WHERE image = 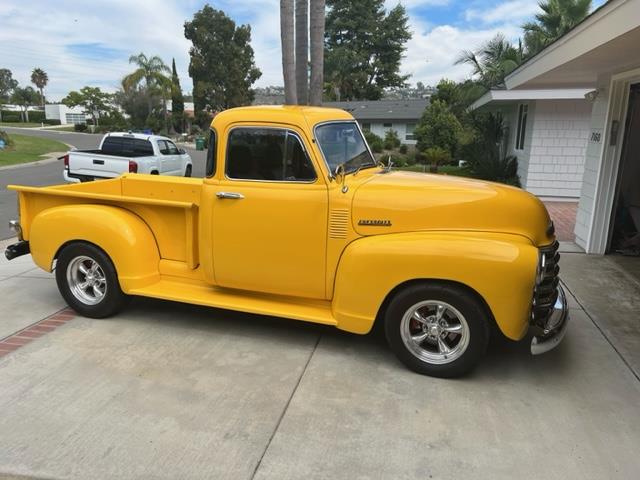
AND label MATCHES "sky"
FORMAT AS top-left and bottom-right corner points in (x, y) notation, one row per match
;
(0, 0), (606, 101)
